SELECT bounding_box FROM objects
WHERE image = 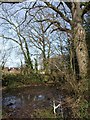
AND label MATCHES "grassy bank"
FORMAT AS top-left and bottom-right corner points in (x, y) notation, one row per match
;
(2, 72), (45, 89)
